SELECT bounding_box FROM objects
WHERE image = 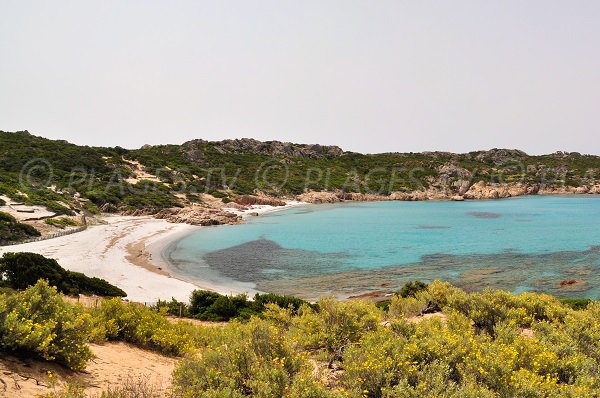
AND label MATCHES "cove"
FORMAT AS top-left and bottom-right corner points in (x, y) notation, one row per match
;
(163, 195), (600, 300)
